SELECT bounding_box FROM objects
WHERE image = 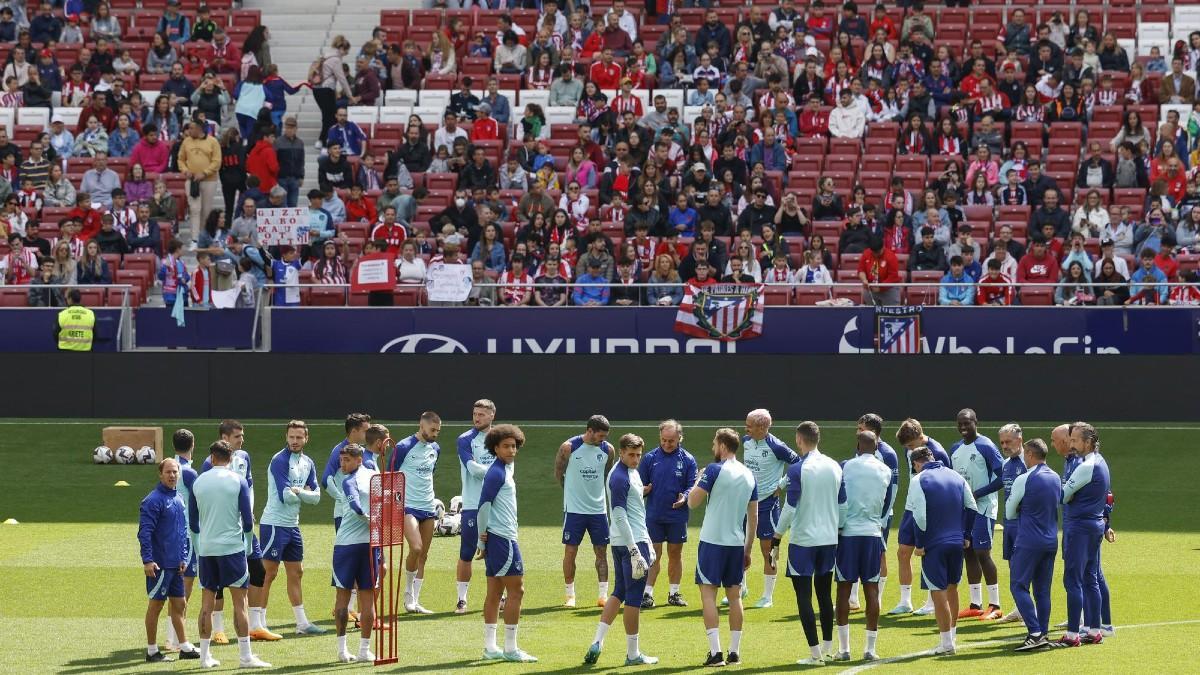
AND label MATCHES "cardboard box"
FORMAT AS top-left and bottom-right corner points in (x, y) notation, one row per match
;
(102, 426), (164, 453)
